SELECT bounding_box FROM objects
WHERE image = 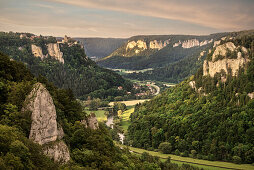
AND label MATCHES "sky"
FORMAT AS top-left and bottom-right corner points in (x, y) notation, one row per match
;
(0, 0), (254, 38)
